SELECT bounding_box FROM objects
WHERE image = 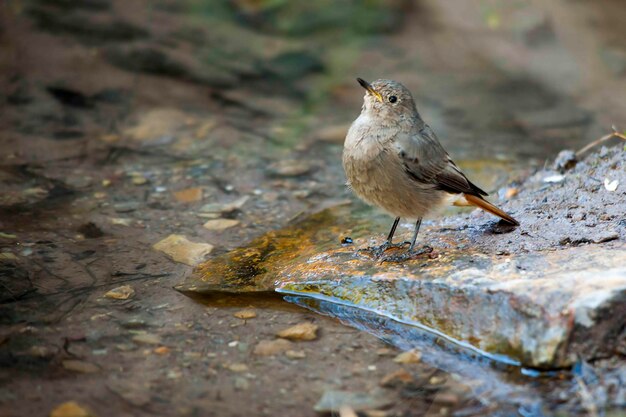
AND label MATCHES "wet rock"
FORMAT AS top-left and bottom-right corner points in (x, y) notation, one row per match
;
(252, 339), (293, 356)
(132, 333), (161, 345)
(199, 196), (249, 214)
(174, 188), (203, 203)
(380, 369), (414, 387)
(62, 360), (100, 374)
(268, 160), (314, 177)
(49, 401), (95, 417)
(104, 285), (135, 300)
(276, 322), (319, 341)
(314, 389), (394, 413)
(181, 146), (626, 368)
(233, 309), (257, 319)
(153, 234), (213, 266)
(393, 349), (422, 364)
(203, 219), (240, 231)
